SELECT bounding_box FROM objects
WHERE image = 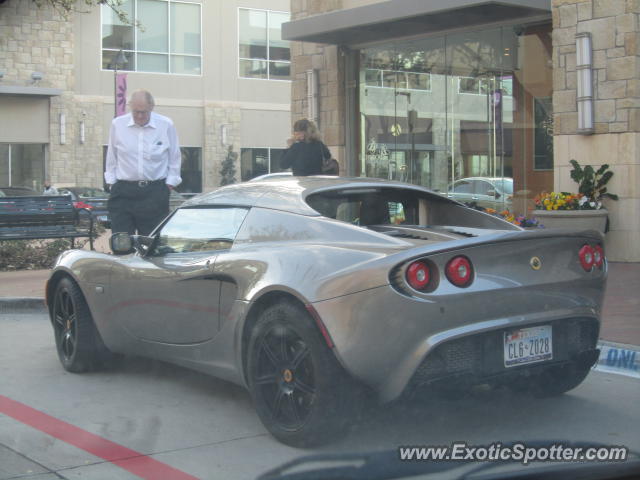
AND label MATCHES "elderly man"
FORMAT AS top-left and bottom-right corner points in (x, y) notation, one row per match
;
(105, 90), (182, 235)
